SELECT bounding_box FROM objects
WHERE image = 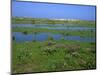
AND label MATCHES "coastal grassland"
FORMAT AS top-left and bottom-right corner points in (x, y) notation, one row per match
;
(12, 17), (96, 27)
(11, 17), (96, 74)
(12, 27), (95, 37)
(12, 40), (96, 74)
